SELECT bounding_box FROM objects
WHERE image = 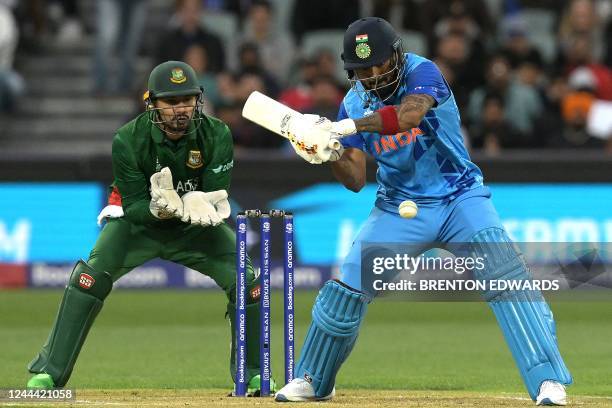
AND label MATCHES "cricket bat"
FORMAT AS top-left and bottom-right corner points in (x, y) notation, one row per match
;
(241, 91), (342, 150)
